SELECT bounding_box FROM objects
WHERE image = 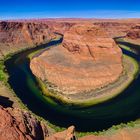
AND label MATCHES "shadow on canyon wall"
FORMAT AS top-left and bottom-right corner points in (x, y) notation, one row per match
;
(0, 95), (13, 107)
